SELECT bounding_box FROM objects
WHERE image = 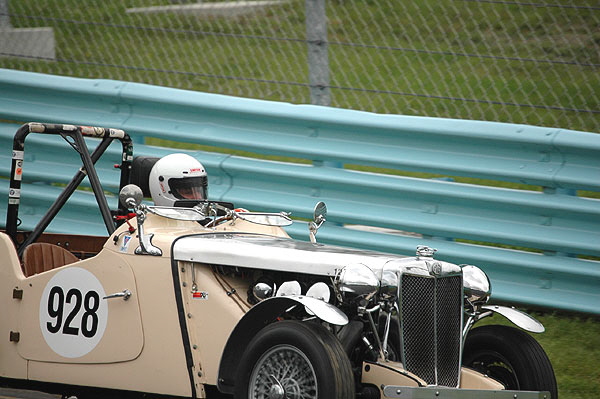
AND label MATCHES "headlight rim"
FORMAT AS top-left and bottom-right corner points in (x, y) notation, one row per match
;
(461, 264), (492, 305)
(334, 263), (380, 304)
